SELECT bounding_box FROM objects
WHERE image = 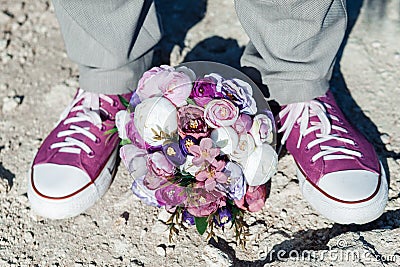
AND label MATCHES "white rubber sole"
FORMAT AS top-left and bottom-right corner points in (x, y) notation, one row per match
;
(297, 162), (388, 224)
(27, 147), (118, 220)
